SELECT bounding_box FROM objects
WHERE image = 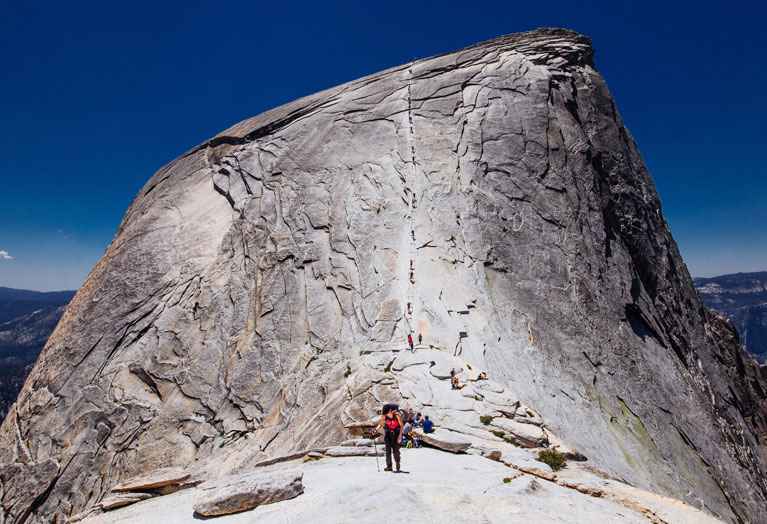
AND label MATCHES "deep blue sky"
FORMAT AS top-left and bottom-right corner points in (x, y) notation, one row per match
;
(1, 1), (765, 291)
